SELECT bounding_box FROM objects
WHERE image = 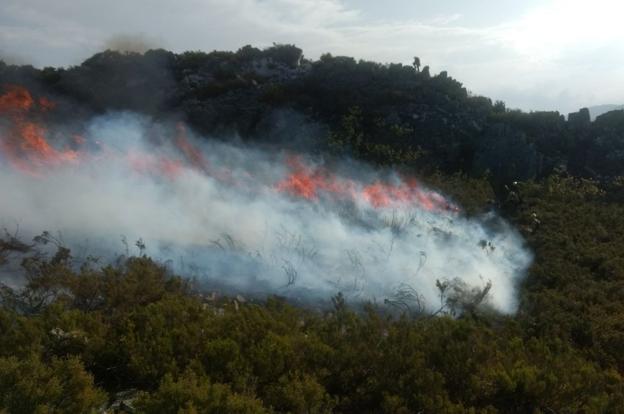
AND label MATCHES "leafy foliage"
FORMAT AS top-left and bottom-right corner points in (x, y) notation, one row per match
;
(1, 230), (624, 412)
